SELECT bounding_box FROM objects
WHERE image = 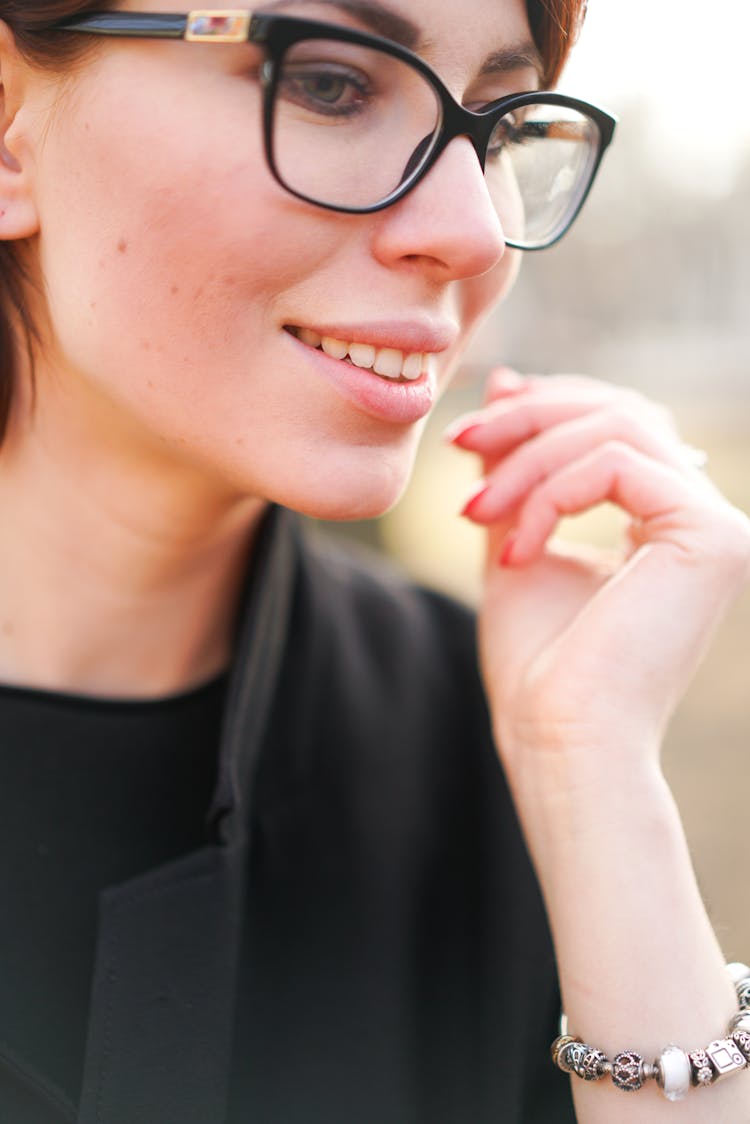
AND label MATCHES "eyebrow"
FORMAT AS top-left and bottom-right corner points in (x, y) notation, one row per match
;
(260, 0), (421, 49)
(259, 0), (544, 83)
(479, 44), (545, 85)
